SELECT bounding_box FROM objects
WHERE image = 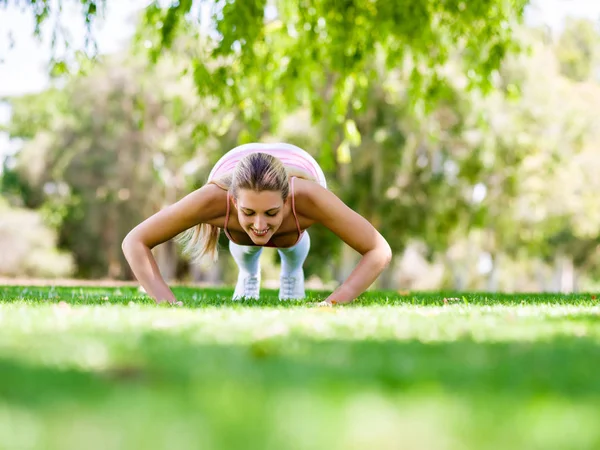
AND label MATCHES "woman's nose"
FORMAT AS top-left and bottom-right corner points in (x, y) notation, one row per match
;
(254, 216), (267, 229)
